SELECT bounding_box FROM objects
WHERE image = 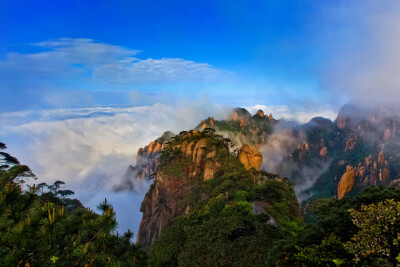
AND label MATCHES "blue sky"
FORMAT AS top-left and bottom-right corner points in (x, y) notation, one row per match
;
(0, 0), (358, 112)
